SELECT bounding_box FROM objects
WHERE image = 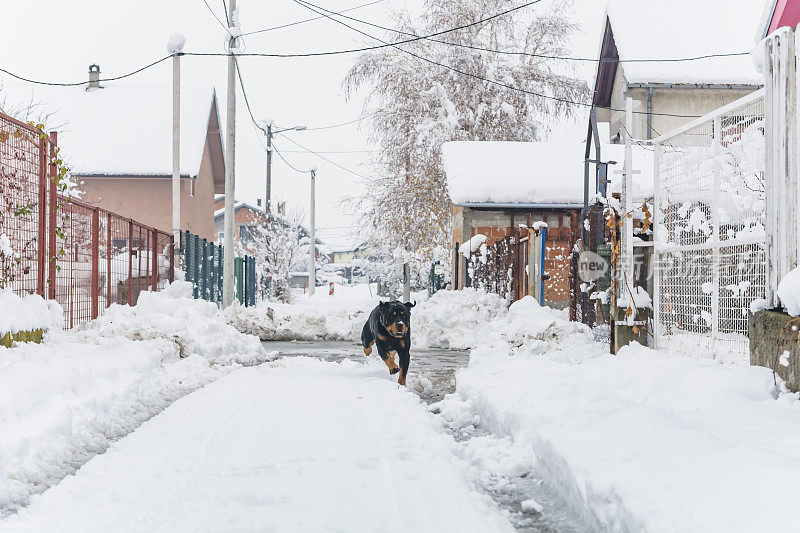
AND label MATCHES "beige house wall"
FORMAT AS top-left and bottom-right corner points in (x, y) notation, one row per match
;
(595, 68), (757, 142)
(77, 132), (218, 241)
